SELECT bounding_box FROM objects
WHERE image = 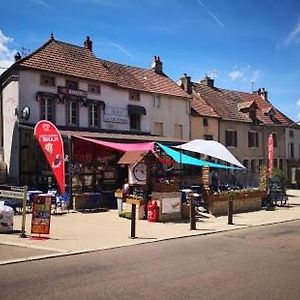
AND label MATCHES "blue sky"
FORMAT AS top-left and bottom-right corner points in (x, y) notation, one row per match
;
(1, 0), (300, 121)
